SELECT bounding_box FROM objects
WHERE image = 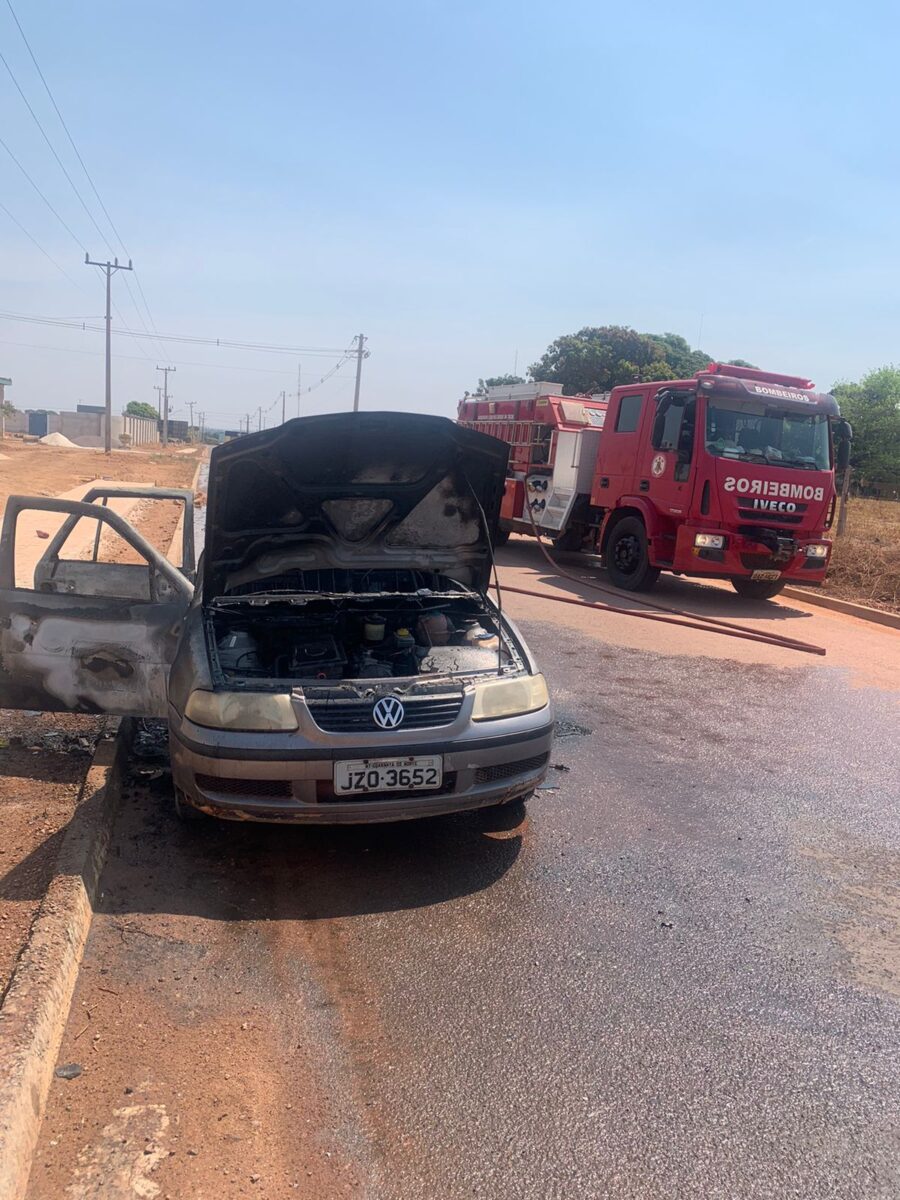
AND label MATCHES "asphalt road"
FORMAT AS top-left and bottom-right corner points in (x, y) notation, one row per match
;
(27, 545), (900, 1199)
